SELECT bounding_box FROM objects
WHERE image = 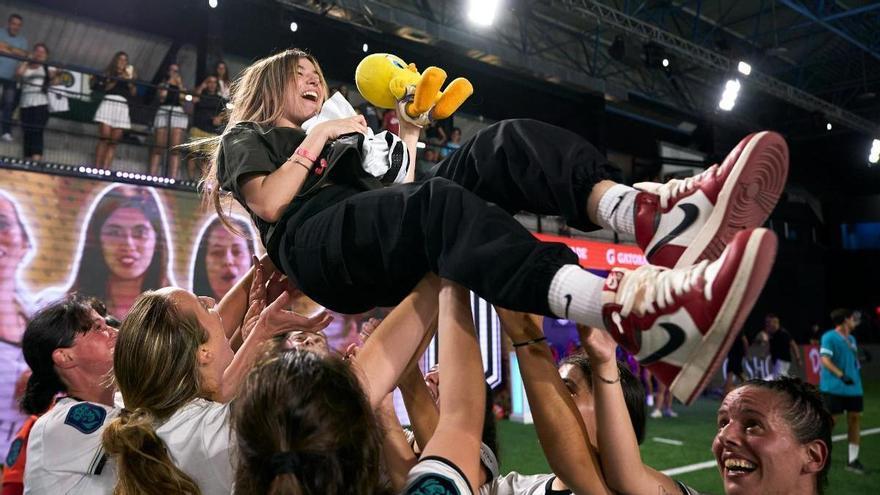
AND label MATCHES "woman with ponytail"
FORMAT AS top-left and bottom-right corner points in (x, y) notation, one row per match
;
(21, 295), (120, 494)
(101, 261), (330, 495)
